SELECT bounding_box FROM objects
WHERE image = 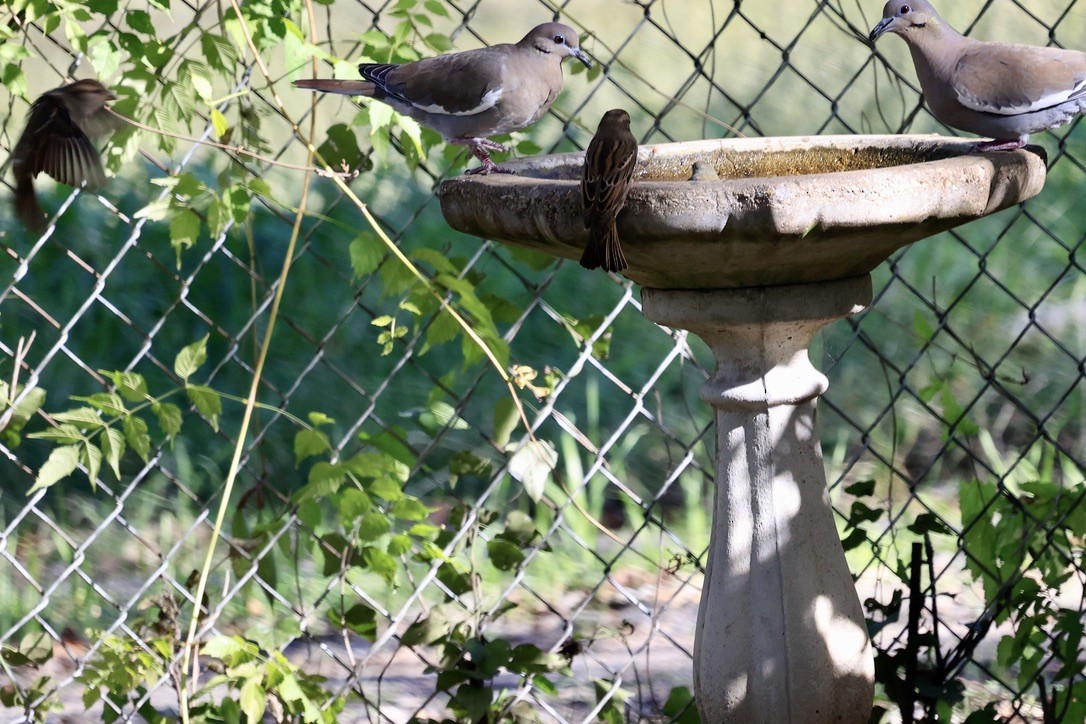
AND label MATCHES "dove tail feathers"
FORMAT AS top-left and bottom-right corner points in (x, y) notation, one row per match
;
(14, 171), (45, 234)
(292, 79), (377, 96)
(580, 222), (628, 273)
